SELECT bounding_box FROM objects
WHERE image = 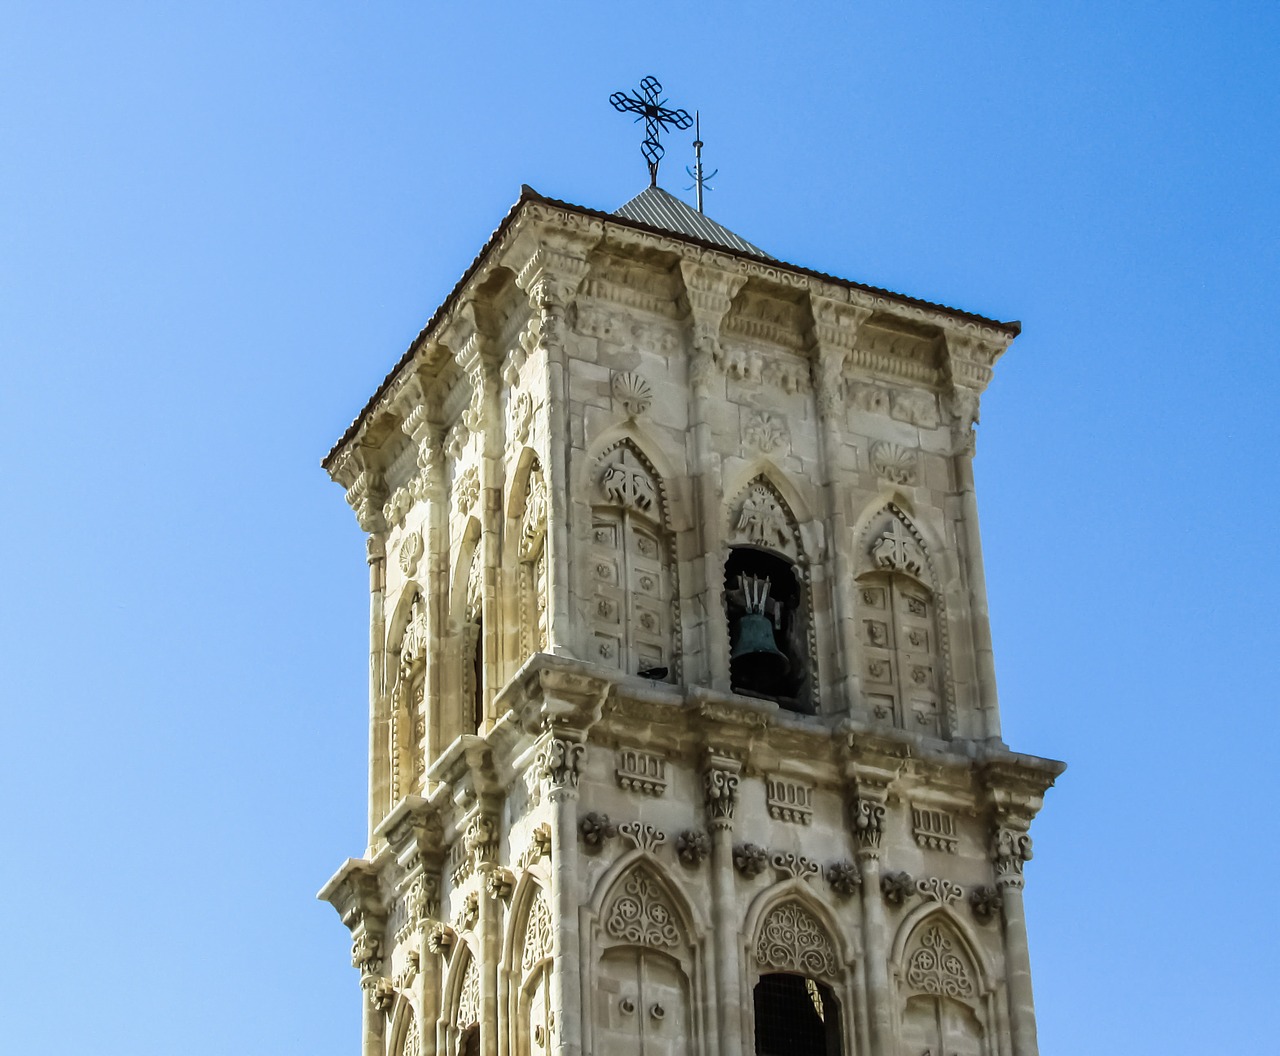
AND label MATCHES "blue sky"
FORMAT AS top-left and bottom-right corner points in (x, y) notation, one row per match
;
(2, 3), (1277, 1053)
